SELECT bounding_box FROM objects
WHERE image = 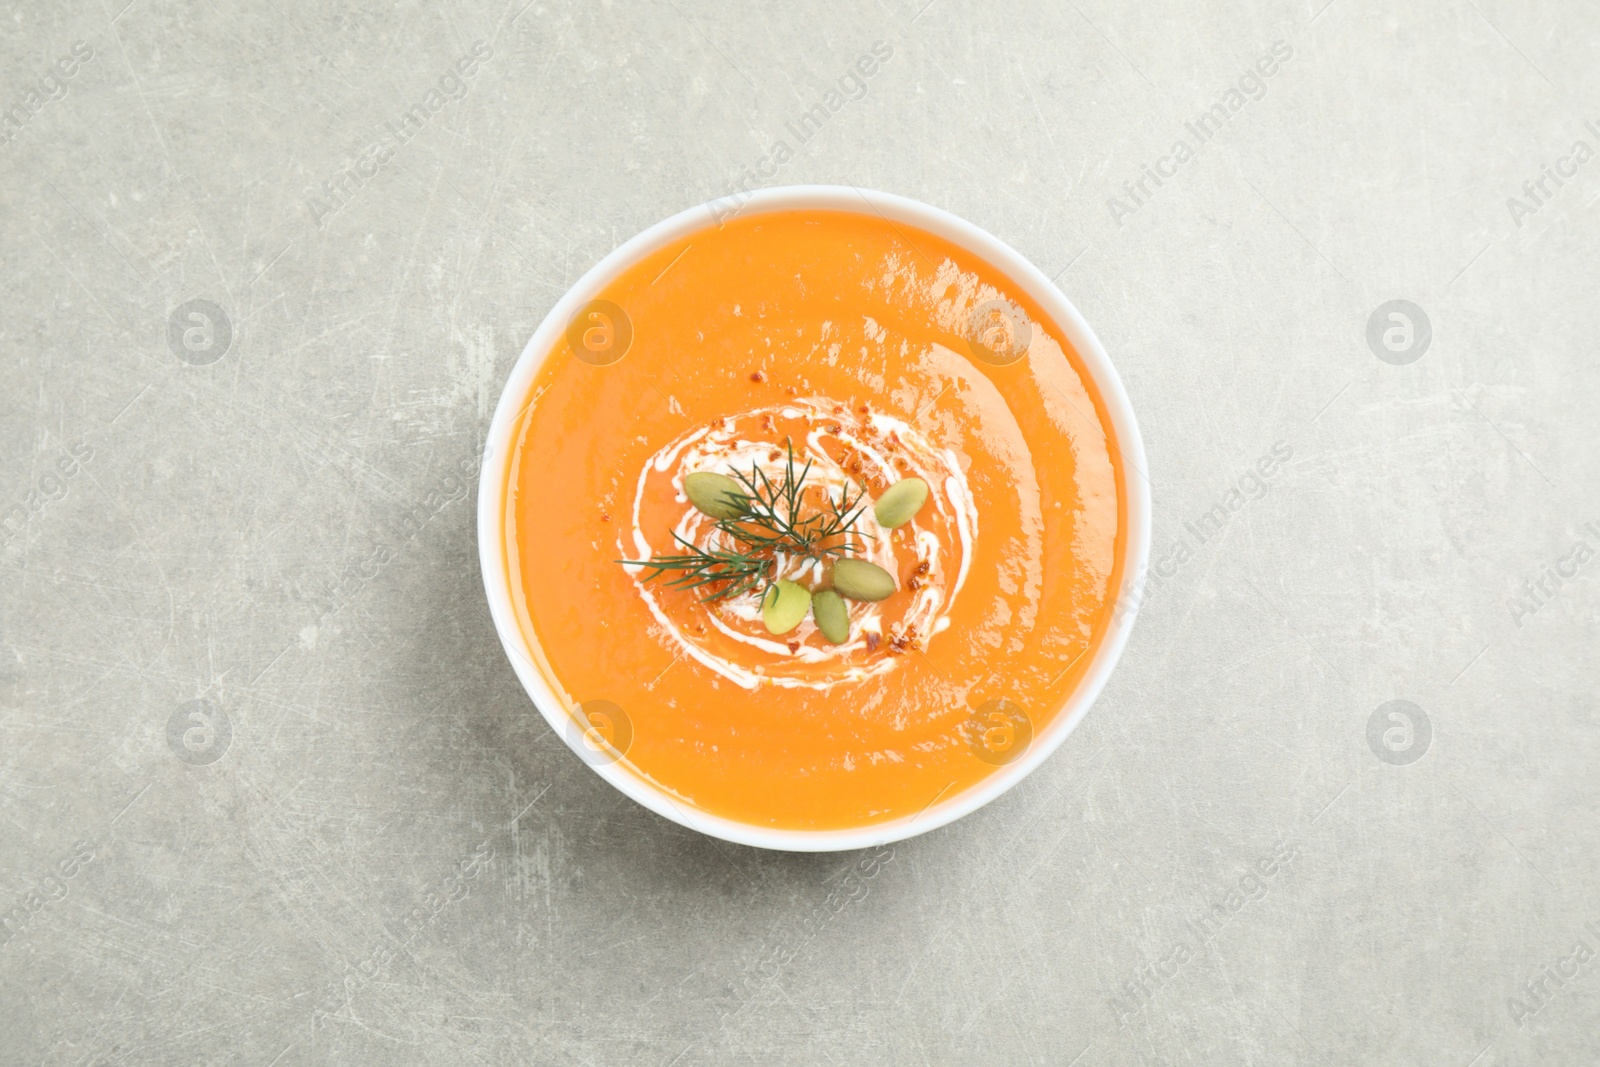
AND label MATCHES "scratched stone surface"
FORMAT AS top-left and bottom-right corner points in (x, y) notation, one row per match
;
(2, 1), (1598, 1064)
